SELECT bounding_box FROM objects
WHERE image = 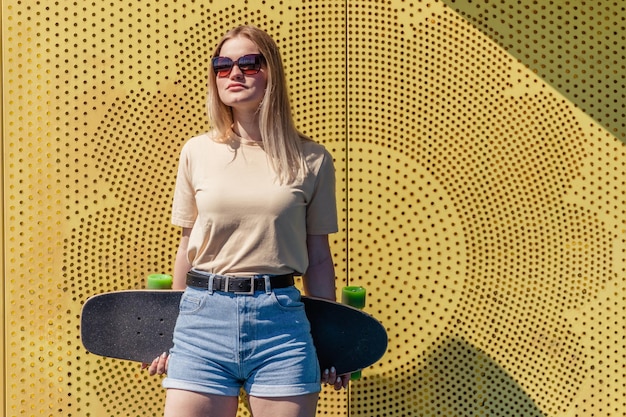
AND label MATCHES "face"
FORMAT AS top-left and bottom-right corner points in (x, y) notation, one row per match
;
(214, 36), (267, 113)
